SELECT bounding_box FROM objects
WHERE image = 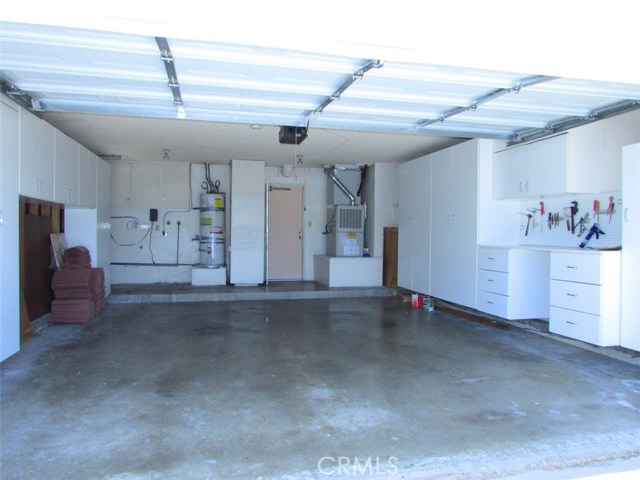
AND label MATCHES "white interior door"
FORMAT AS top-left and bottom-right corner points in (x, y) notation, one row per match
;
(267, 186), (303, 281)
